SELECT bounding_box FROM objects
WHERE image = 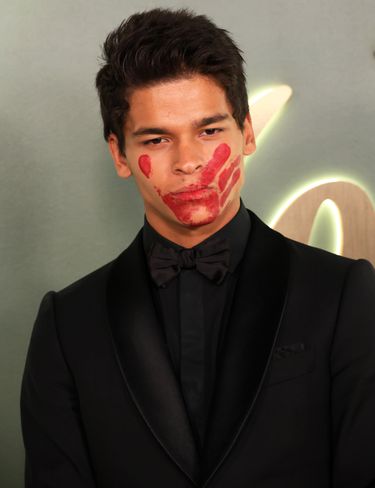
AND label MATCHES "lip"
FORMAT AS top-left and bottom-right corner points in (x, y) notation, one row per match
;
(171, 184), (211, 194)
(167, 185), (214, 201)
